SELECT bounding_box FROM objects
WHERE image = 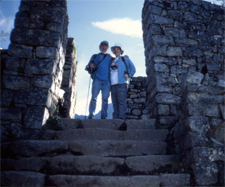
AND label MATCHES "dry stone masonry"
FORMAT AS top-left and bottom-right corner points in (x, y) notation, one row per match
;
(0, 0), (225, 186)
(126, 77), (149, 120)
(1, 0), (77, 141)
(142, 0), (224, 186)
